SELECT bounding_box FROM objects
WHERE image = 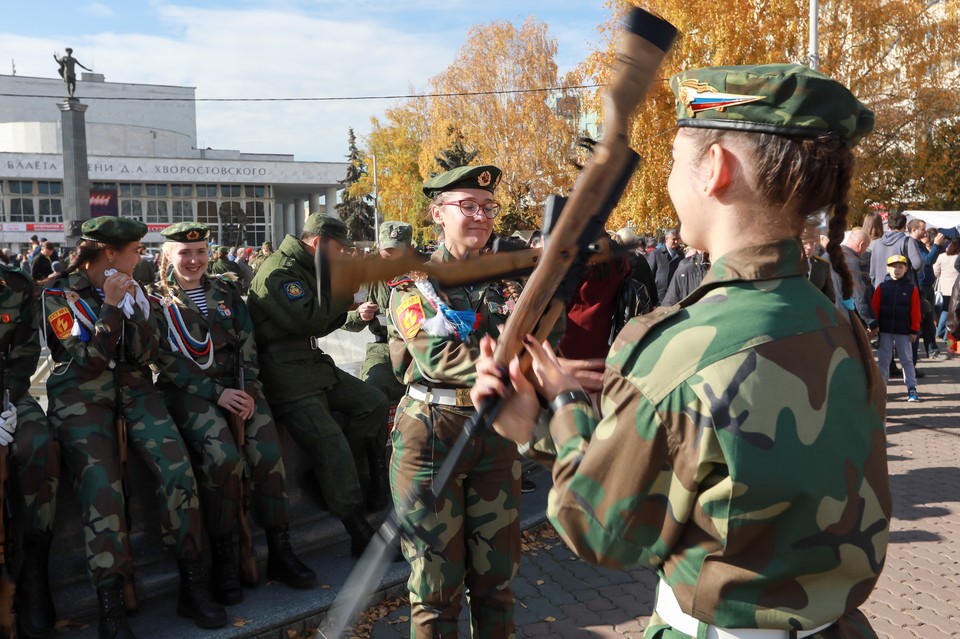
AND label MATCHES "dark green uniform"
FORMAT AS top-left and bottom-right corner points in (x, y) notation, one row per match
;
(247, 234), (388, 519)
(41, 271), (203, 588)
(0, 264), (59, 535)
(150, 274), (289, 535)
(388, 245), (525, 639)
(209, 256), (243, 281)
